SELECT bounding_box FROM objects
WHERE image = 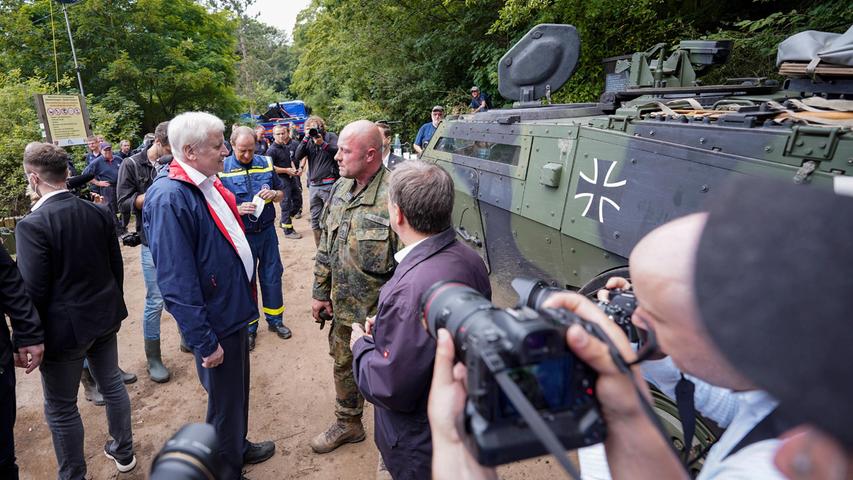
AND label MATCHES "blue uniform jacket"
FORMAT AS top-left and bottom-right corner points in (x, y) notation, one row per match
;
(218, 154), (284, 234)
(142, 161), (257, 358)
